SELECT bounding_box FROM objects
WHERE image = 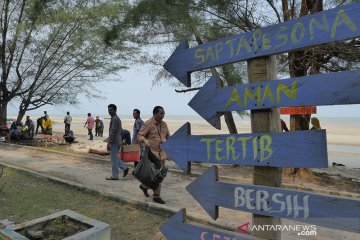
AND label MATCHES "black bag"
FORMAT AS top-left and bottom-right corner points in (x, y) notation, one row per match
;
(132, 146), (167, 190)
